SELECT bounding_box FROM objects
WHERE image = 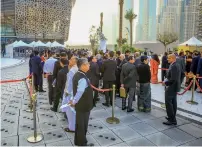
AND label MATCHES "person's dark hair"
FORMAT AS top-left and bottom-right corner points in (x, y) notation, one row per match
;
(140, 56), (148, 62)
(128, 55), (134, 61)
(40, 51), (44, 56)
(88, 56), (94, 62)
(56, 53), (60, 58)
(164, 52), (168, 56)
(77, 58), (88, 68)
(152, 54), (160, 63)
(68, 53), (73, 60)
(116, 51), (121, 56)
(30, 53), (34, 58)
(60, 52), (67, 57)
(49, 51), (55, 57)
(60, 58), (68, 65)
(109, 51), (114, 58)
(179, 52), (184, 56)
(144, 52), (147, 56)
(34, 50), (39, 55)
(125, 50), (130, 54)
